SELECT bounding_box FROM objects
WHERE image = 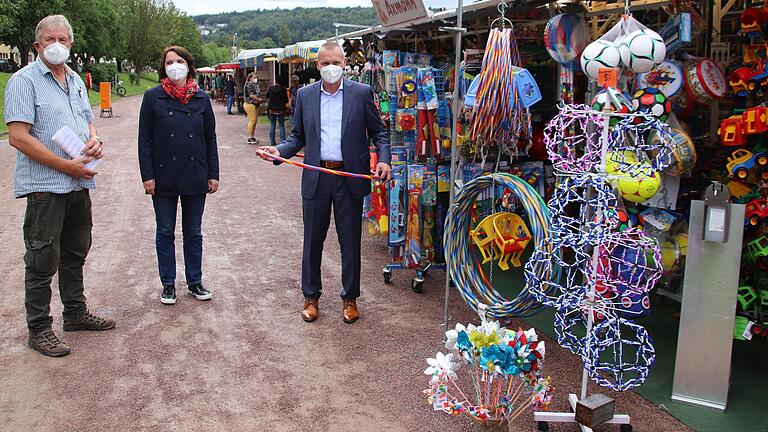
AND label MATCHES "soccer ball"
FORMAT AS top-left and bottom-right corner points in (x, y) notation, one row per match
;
(591, 90), (632, 125)
(616, 167), (662, 203)
(626, 206), (645, 231)
(619, 28), (666, 74)
(632, 87), (672, 123)
(580, 39), (621, 80)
